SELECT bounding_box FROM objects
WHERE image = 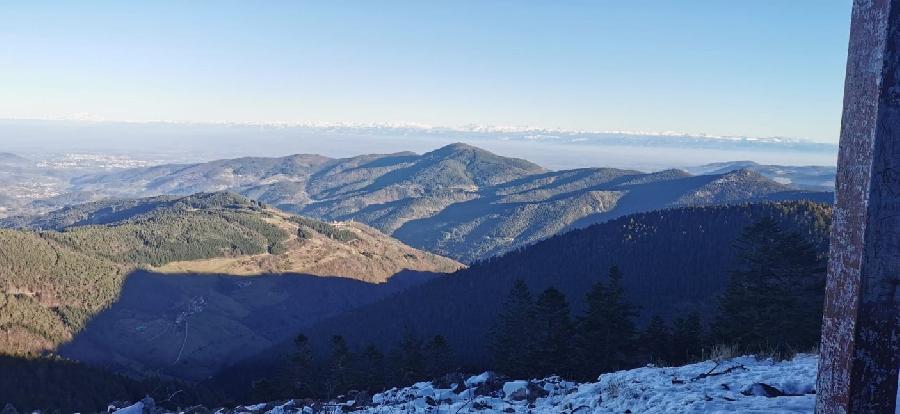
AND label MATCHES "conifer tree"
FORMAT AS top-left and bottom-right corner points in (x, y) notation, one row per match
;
(424, 334), (454, 378)
(325, 335), (353, 398)
(488, 279), (536, 378)
(575, 266), (639, 378)
(532, 287), (575, 377)
(359, 344), (386, 392)
(397, 329), (425, 385)
(289, 333), (317, 397)
(713, 218), (825, 358)
(640, 315), (671, 365)
(670, 312), (703, 364)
